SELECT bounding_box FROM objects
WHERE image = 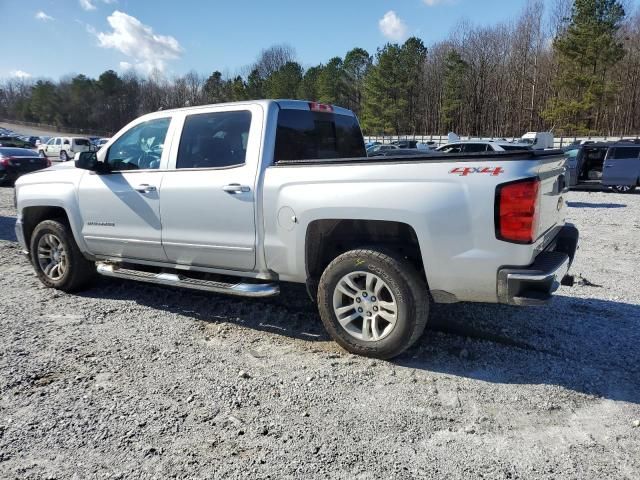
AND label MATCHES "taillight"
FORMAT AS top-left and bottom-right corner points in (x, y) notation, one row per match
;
(309, 102), (333, 113)
(46, 157), (52, 167)
(0, 157), (8, 167)
(495, 178), (540, 244)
